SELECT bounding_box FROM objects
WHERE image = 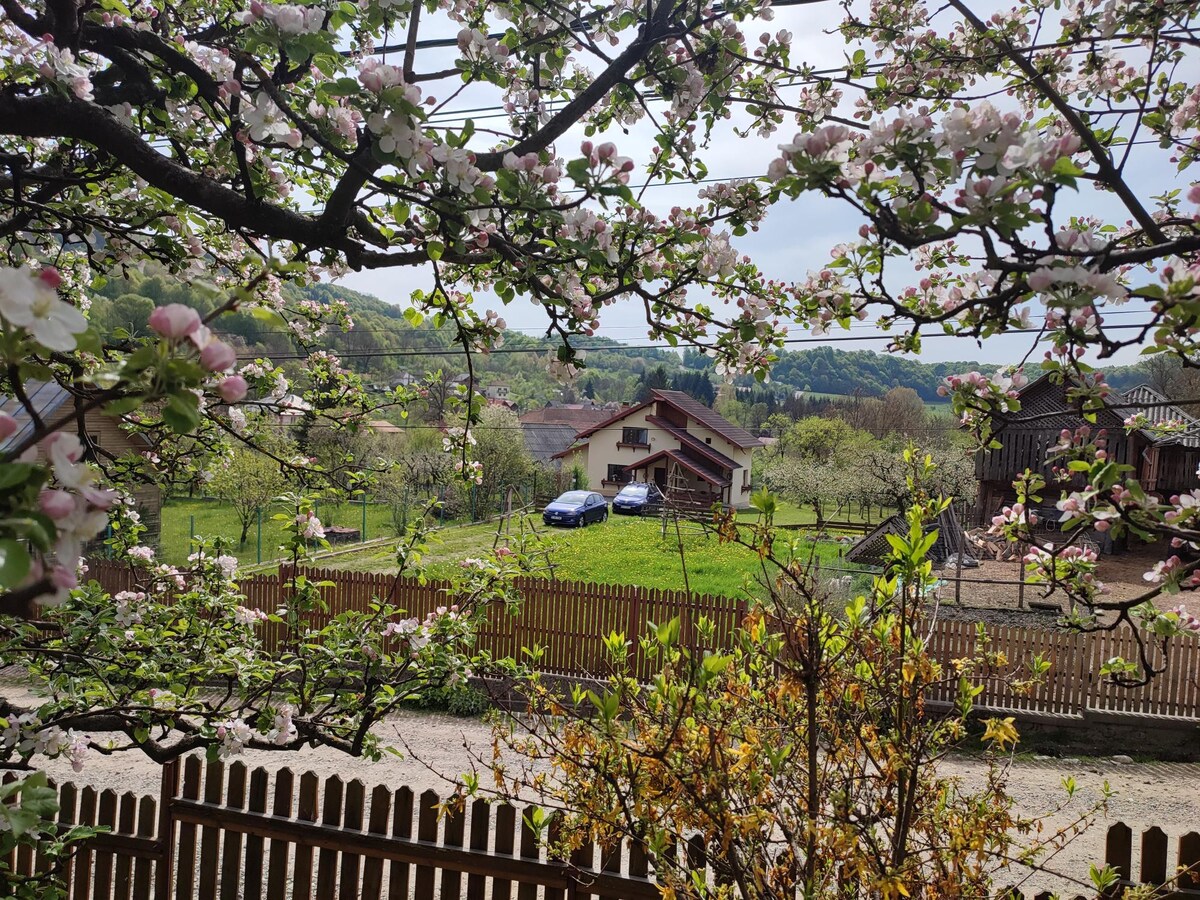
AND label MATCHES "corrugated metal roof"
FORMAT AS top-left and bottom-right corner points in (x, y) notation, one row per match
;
(0, 380), (72, 453)
(1000, 376), (1200, 448)
(846, 507), (966, 566)
(1119, 384), (1200, 448)
(651, 390), (764, 449)
(521, 423), (579, 463)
